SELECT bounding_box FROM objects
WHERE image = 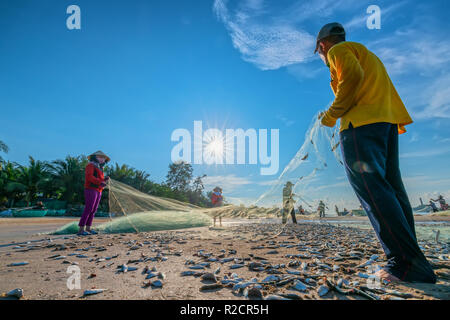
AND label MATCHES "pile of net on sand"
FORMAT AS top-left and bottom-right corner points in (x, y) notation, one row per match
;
(206, 205), (281, 219)
(51, 210), (212, 234)
(50, 179), (212, 234)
